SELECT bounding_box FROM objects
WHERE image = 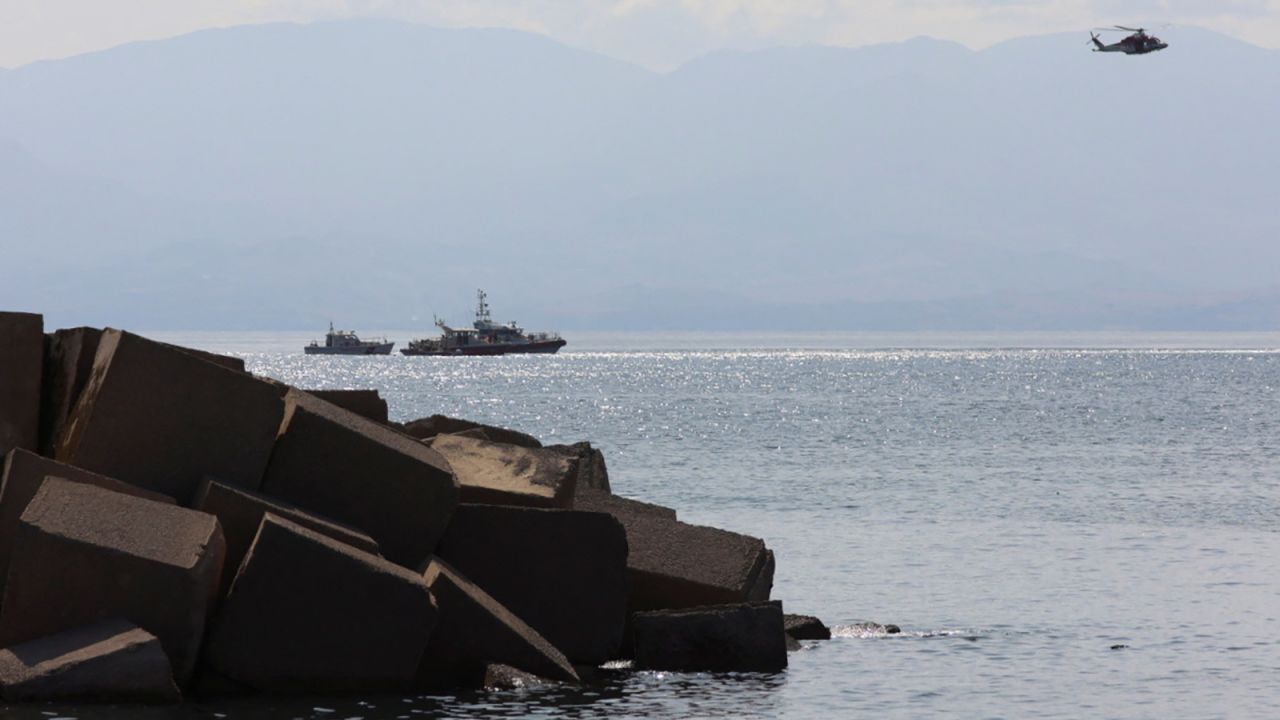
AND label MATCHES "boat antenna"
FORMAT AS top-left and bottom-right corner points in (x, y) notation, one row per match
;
(476, 289), (491, 323)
